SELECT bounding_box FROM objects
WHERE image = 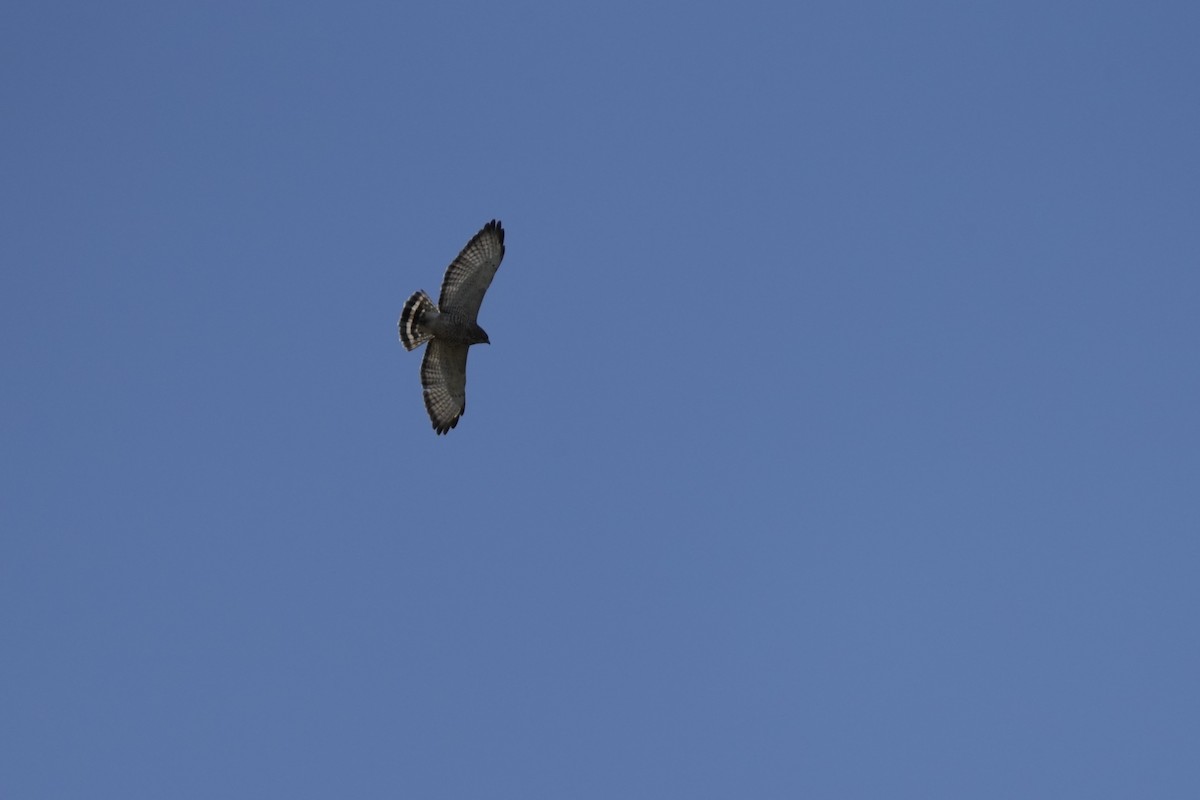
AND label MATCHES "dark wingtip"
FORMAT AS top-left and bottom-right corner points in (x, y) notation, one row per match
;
(485, 218), (504, 245)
